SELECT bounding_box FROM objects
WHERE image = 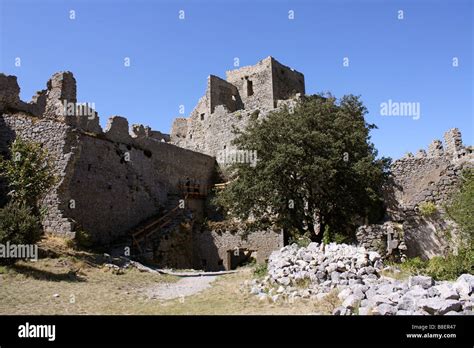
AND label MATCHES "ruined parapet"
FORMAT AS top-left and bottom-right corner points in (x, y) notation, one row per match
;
(44, 71), (77, 118)
(131, 124), (170, 143)
(131, 124), (147, 138)
(444, 128), (463, 156)
(104, 116), (131, 143)
(29, 89), (48, 117)
(207, 75), (242, 114)
(147, 129), (170, 142)
(171, 118), (188, 140)
(414, 149), (427, 159)
(63, 105), (102, 134)
(427, 139), (444, 157)
(0, 74), (22, 112)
